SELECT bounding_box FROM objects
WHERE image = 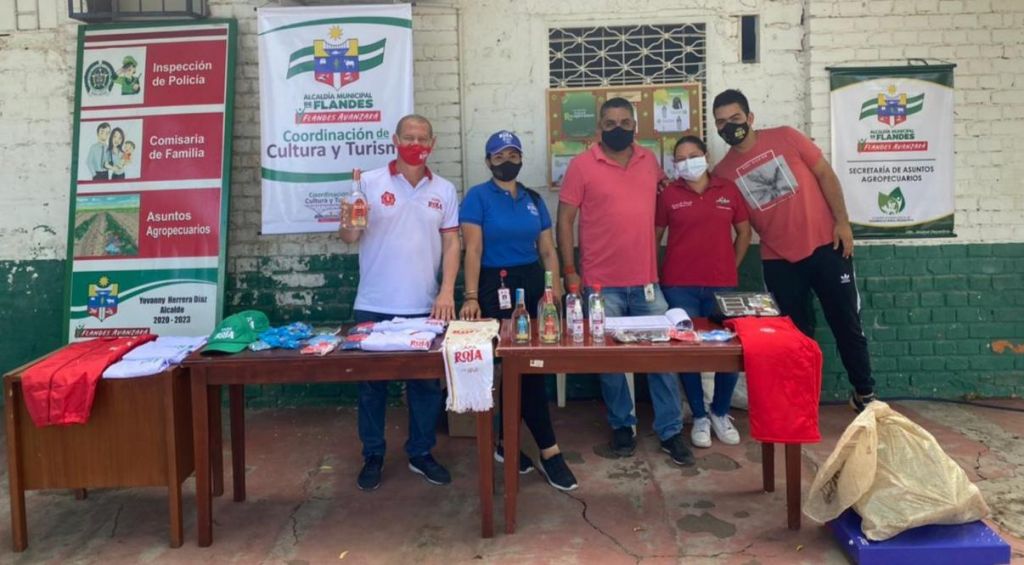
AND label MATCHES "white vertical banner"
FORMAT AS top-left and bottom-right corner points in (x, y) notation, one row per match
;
(258, 4), (413, 234)
(829, 65), (956, 238)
